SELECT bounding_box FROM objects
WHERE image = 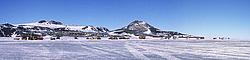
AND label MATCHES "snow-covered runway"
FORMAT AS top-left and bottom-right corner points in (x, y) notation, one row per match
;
(0, 39), (250, 60)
